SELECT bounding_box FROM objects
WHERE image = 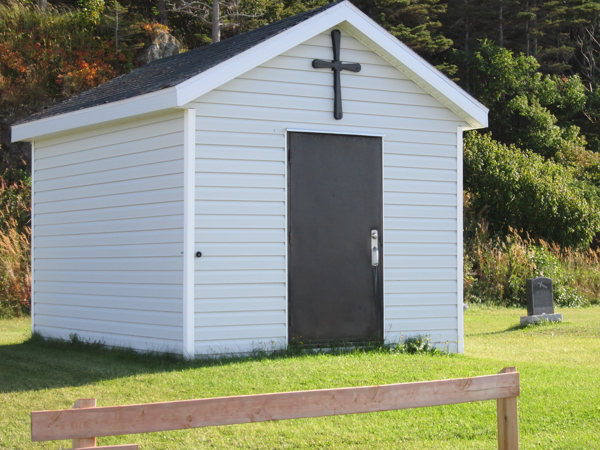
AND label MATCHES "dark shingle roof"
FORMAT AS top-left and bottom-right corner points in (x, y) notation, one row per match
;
(18, 1), (342, 125)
